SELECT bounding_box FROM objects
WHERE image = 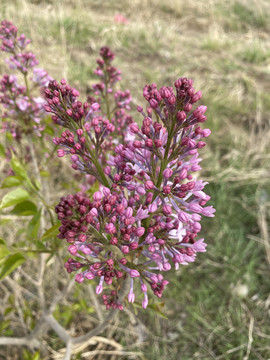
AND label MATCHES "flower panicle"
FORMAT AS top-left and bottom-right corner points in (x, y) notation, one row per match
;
(0, 20), (52, 140)
(45, 47), (215, 310)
